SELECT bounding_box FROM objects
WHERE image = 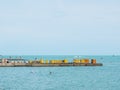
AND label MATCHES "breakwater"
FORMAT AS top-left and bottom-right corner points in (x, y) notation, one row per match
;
(0, 58), (103, 67)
